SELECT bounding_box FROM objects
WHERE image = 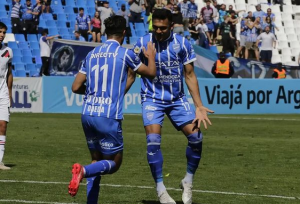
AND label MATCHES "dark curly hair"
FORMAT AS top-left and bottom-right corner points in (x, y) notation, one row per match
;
(104, 15), (126, 37)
